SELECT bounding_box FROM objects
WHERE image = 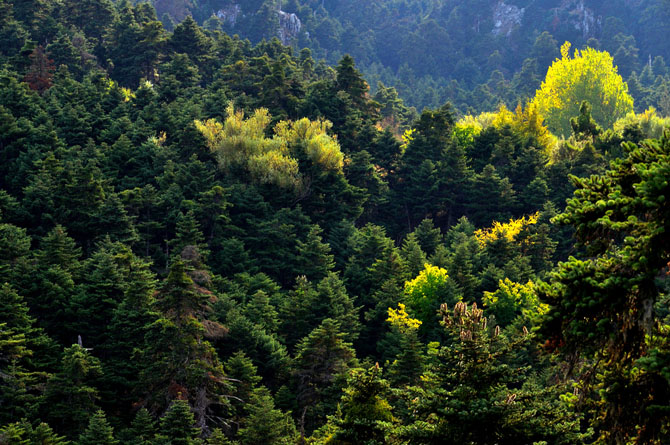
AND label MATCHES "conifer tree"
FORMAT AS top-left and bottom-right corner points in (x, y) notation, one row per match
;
(294, 319), (357, 437)
(0, 283), (51, 423)
(538, 133), (670, 443)
(78, 410), (118, 445)
(323, 365), (394, 445)
(237, 387), (296, 445)
(125, 408), (156, 445)
(206, 429), (232, 445)
(412, 219), (443, 257)
(294, 225), (335, 282)
(156, 399), (202, 445)
(42, 345), (103, 436)
(399, 233), (427, 278)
